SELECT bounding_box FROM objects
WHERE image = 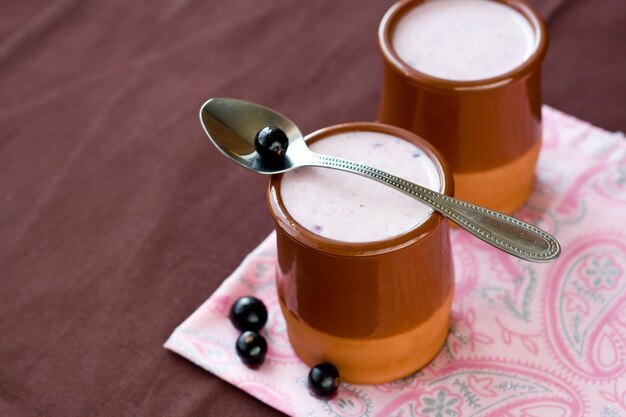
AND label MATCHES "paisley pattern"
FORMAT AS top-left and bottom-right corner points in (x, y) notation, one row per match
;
(376, 361), (584, 417)
(165, 107), (626, 416)
(236, 377), (295, 415)
(545, 235), (626, 380)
